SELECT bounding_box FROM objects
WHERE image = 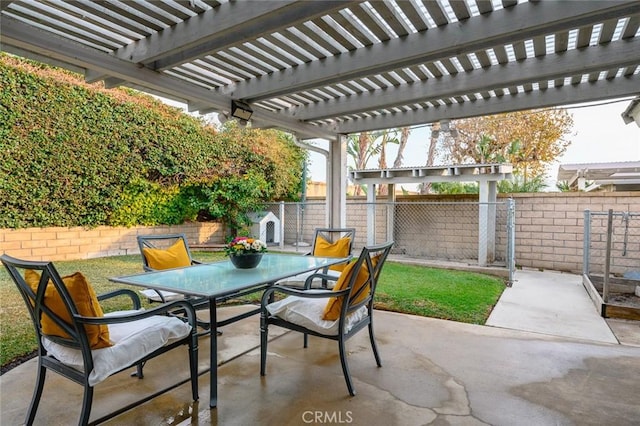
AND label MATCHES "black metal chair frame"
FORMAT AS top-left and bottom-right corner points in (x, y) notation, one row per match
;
(137, 233), (217, 333)
(260, 241), (394, 396)
(137, 233), (203, 298)
(137, 233), (271, 333)
(297, 227), (356, 289)
(1, 254), (199, 426)
(308, 228), (356, 256)
(137, 233), (201, 272)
